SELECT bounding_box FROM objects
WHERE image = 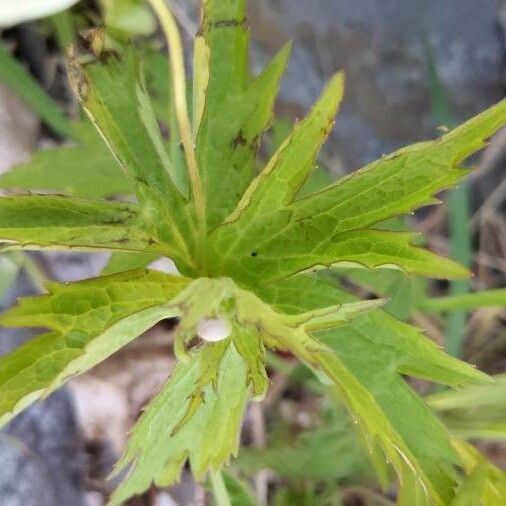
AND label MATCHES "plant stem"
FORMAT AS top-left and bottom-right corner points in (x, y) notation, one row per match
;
(147, 0), (207, 236)
(210, 470), (231, 506)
